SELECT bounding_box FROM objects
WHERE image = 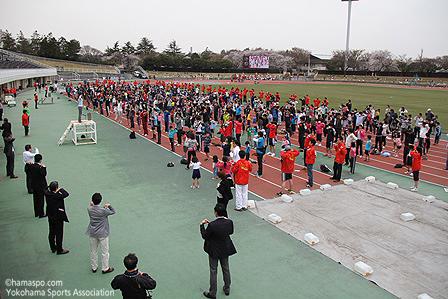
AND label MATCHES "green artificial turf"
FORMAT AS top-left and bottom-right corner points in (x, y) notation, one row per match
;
(214, 83), (448, 133)
(0, 88), (397, 299)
